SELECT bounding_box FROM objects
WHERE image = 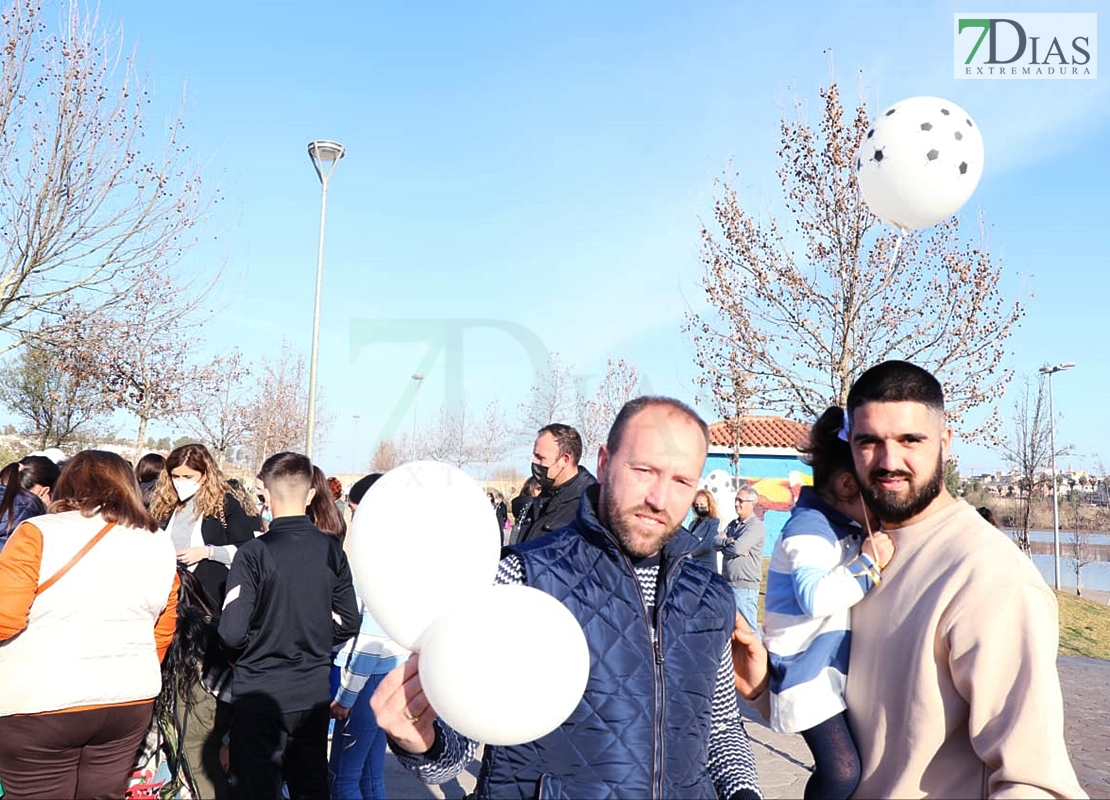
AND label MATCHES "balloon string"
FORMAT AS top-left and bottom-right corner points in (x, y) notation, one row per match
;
(889, 227), (905, 270)
(864, 227), (908, 308)
(860, 493), (878, 561)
